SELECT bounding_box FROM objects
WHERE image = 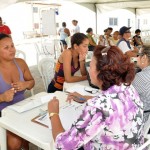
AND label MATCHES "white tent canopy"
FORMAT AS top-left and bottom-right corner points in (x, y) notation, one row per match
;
(96, 0), (150, 15)
(1, 0), (150, 39)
